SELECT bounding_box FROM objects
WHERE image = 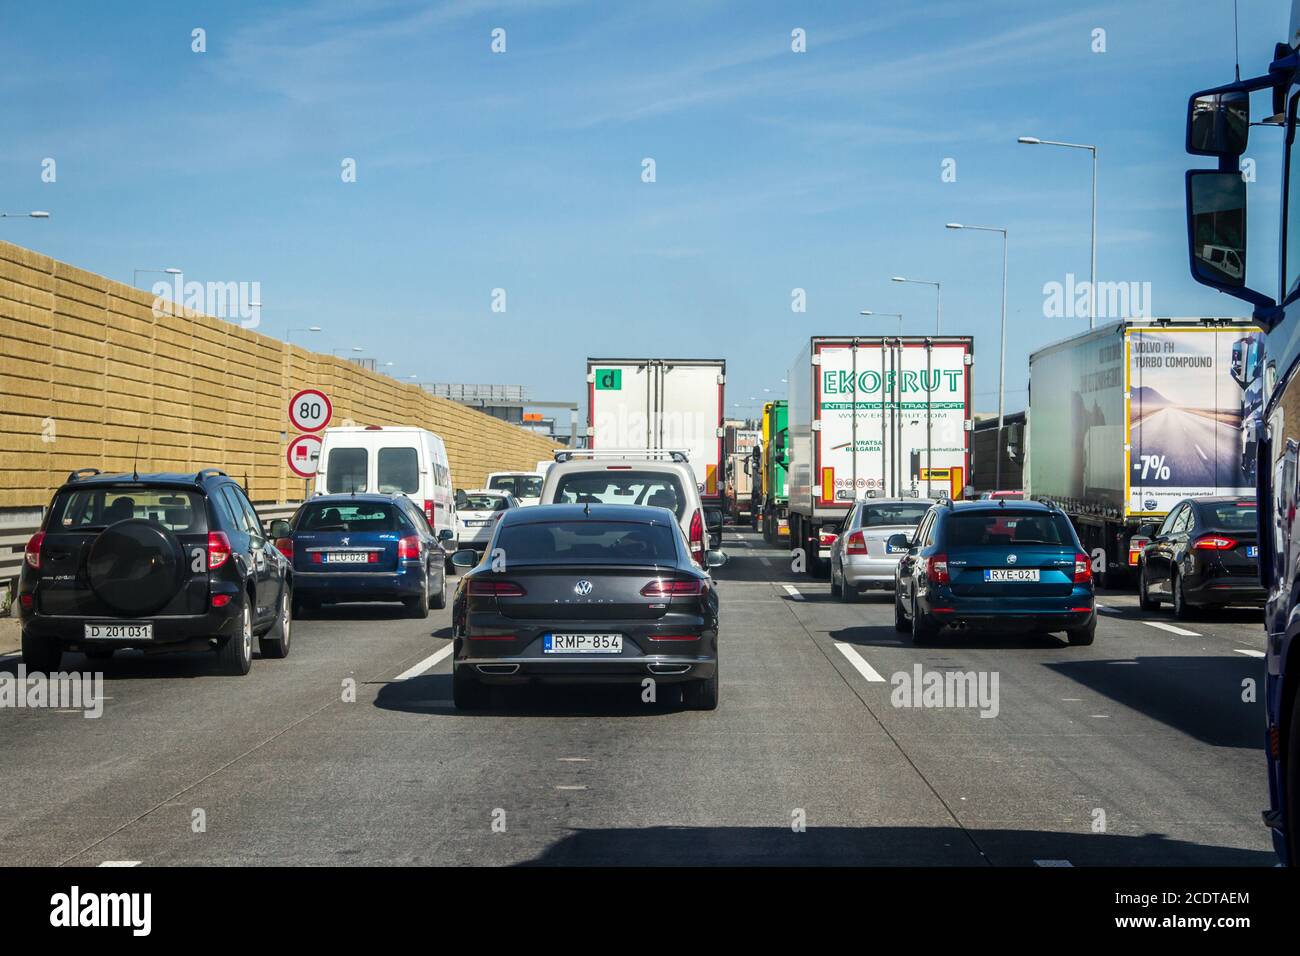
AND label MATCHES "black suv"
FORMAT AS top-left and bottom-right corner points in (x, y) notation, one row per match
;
(18, 468), (293, 675)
